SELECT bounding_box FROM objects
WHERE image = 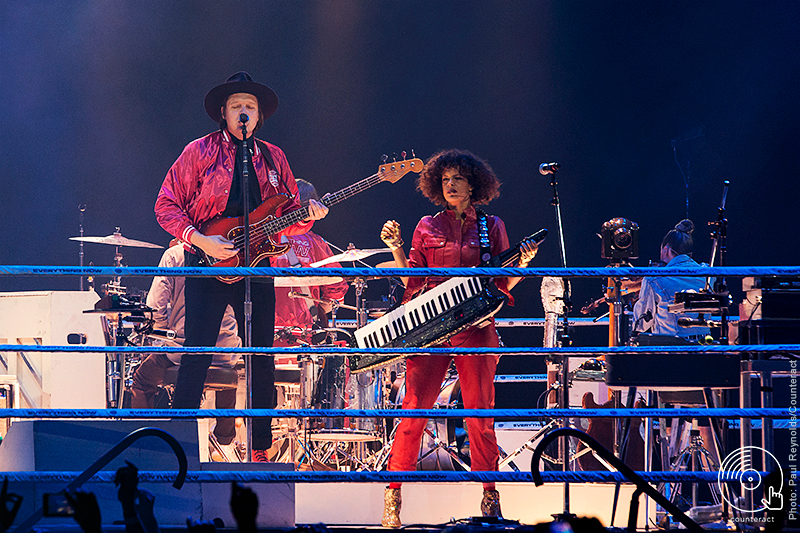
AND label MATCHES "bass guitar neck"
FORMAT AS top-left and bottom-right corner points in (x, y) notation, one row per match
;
(198, 155), (422, 283)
